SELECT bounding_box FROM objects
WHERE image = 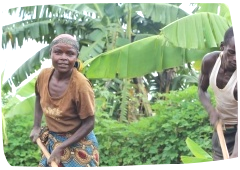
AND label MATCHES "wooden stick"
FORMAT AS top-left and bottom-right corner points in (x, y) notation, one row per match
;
(216, 120), (229, 159)
(36, 138), (59, 167)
